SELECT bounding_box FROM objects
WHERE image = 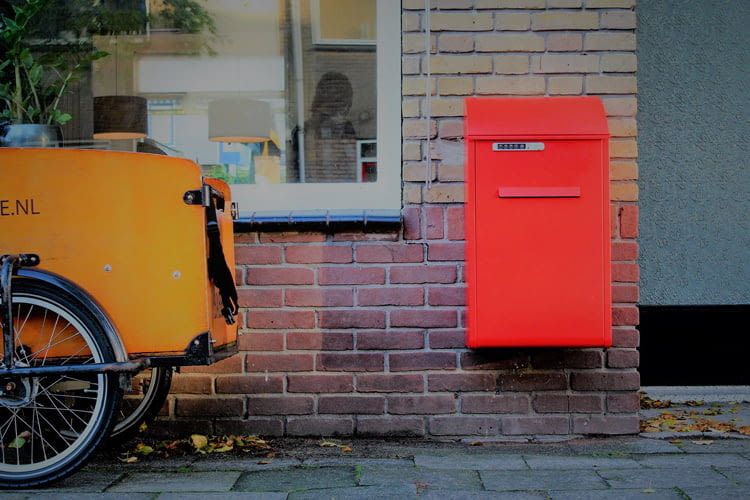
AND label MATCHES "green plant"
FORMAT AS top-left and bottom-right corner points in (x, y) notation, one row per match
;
(0, 0), (107, 125)
(154, 0), (216, 35)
